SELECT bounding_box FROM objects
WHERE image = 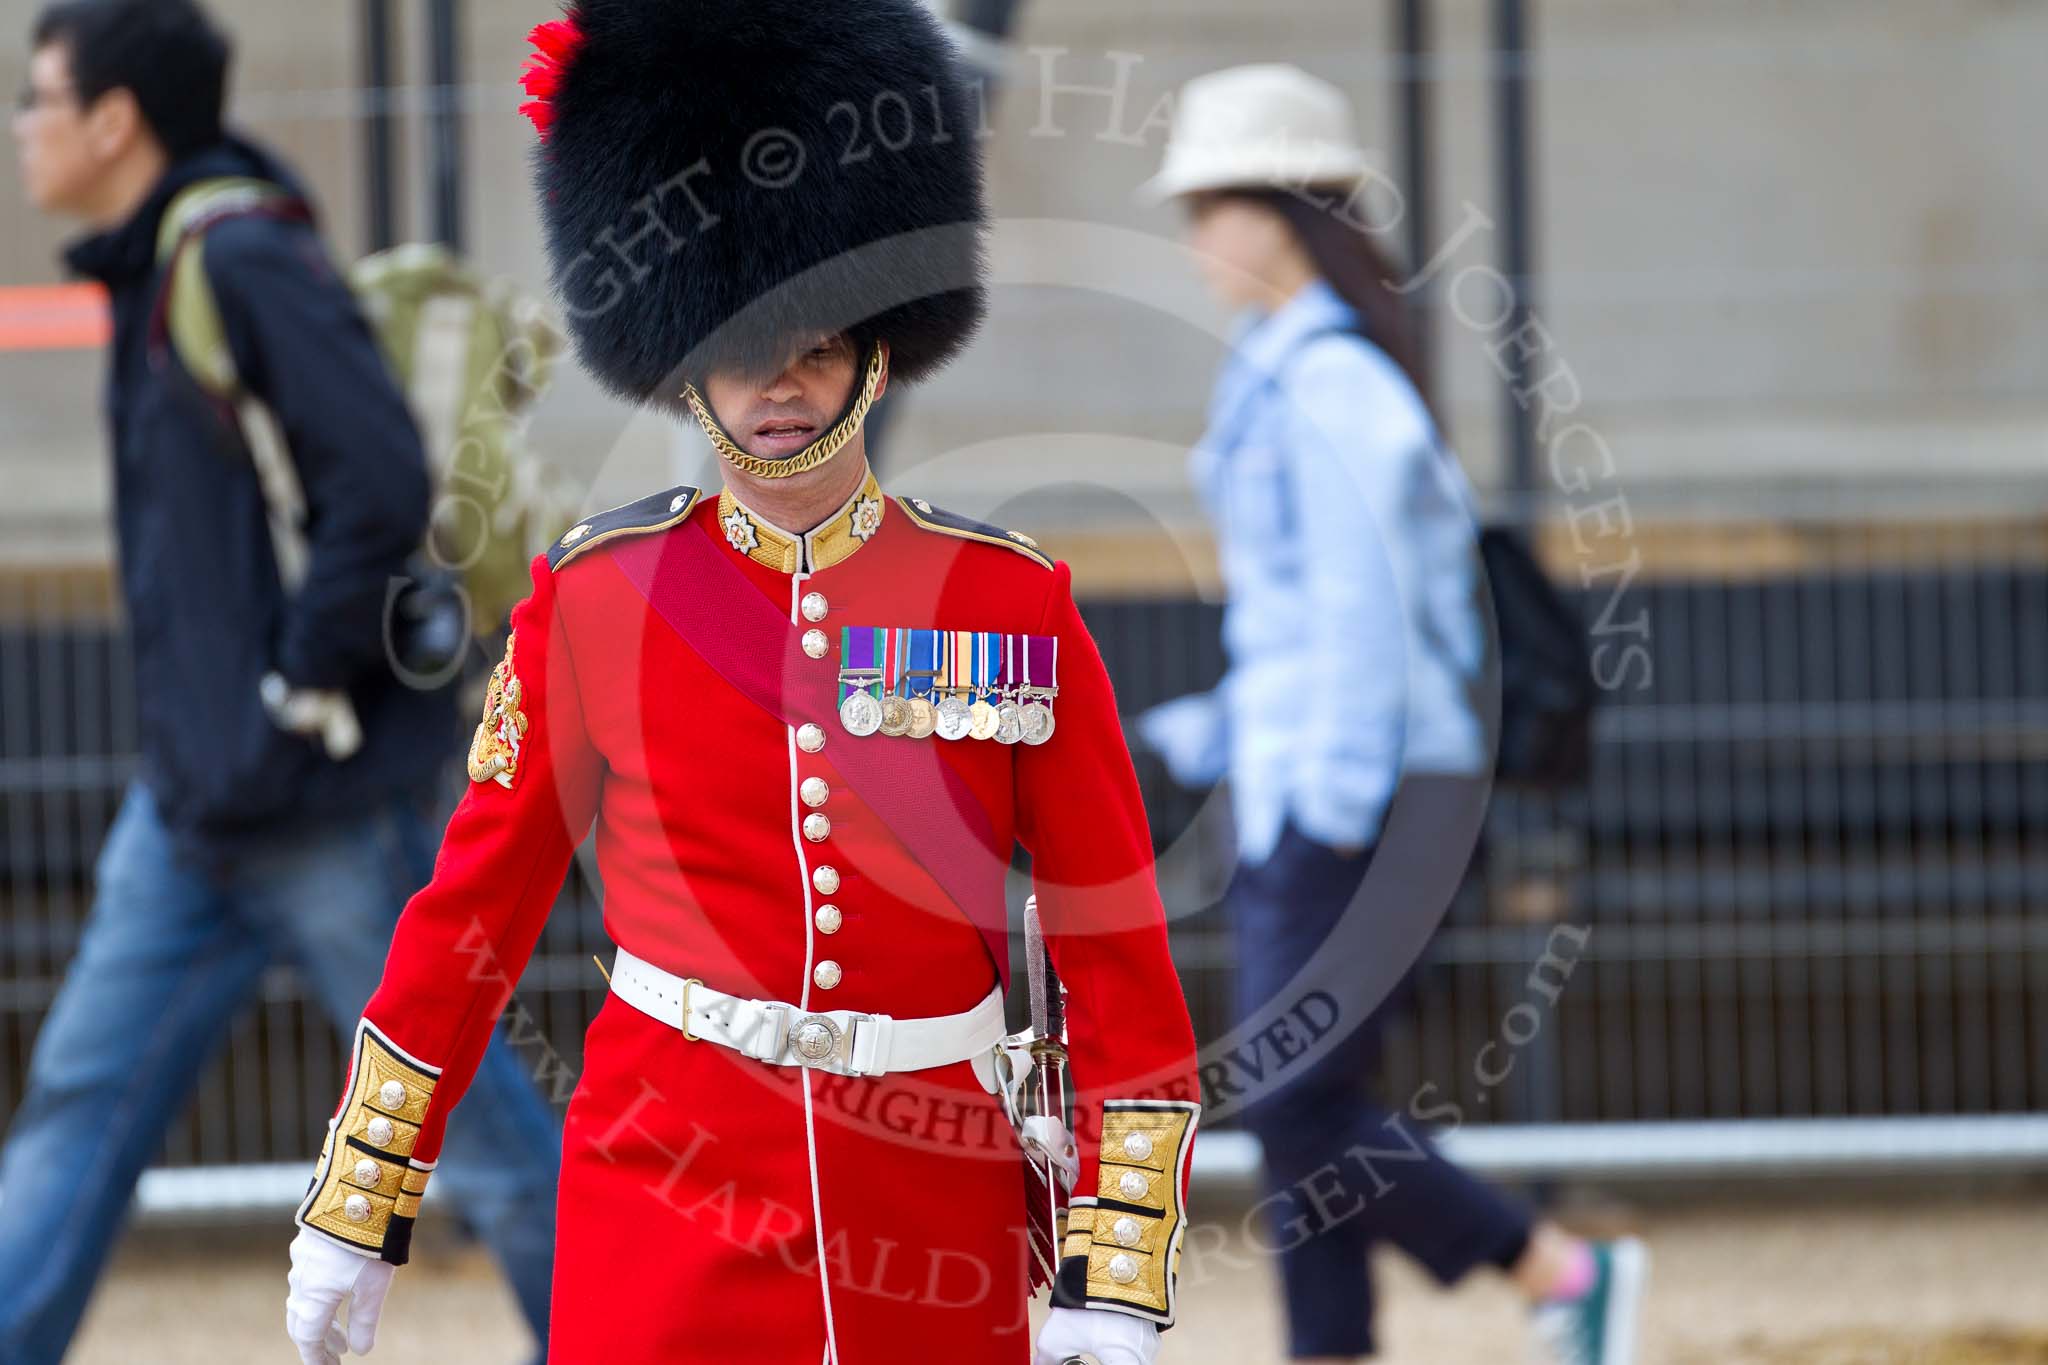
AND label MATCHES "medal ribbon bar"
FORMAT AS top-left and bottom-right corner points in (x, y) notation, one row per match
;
(838, 626), (883, 705)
